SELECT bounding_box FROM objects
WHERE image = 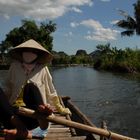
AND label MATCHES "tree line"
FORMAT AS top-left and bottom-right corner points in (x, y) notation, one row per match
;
(1, 0), (140, 73)
(91, 43), (140, 73)
(52, 43), (140, 73)
(0, 19), (140, 73)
